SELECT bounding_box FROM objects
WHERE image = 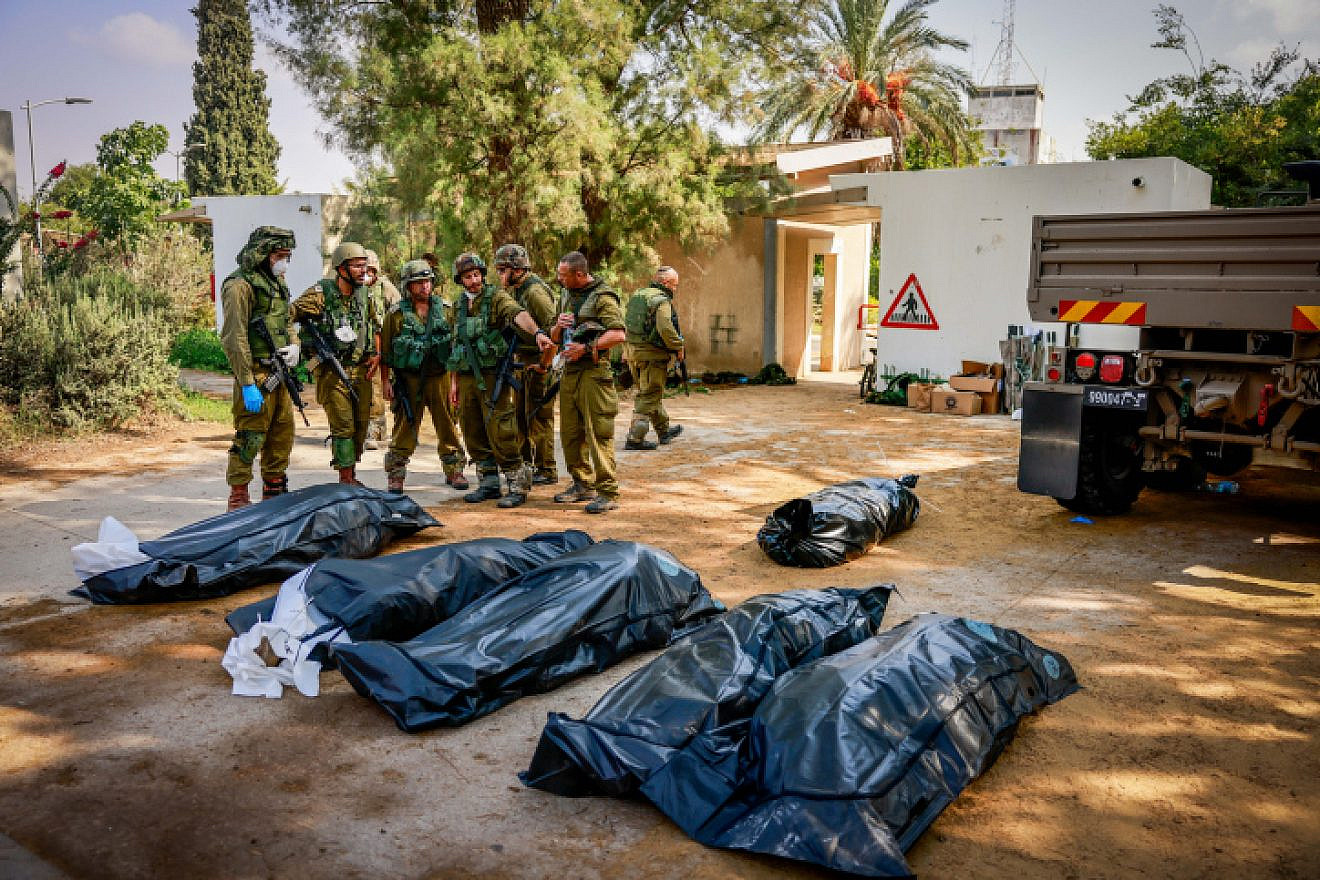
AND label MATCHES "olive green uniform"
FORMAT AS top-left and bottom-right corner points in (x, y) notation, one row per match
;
(509, 273), (561, 480)
(367, 277), (402, 440)
(625, 283), (684, 444)
(380, 294), (466, 482)
(561, 280), (625, 500)
(220, 267), (296, 487)
(290, 279), (378, 469)
(446, 283), (528, 493)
